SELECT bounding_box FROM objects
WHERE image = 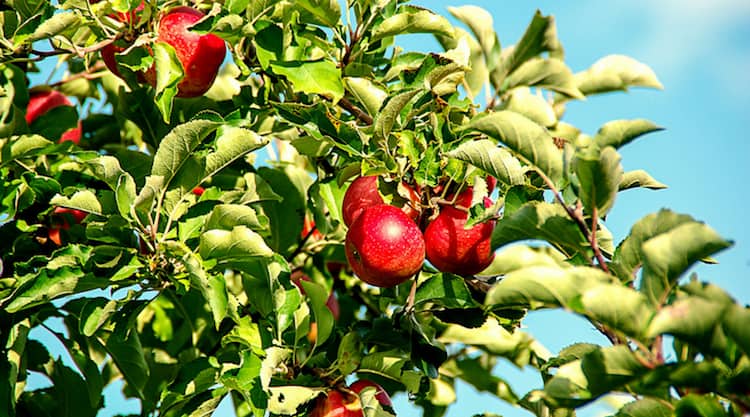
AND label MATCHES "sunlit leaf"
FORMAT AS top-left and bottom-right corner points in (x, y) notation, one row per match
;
(371, 9), (454, 42)
(575, 55), (663, 96)
(271, 60), (344, 103)
(593, 119), (664, 150)
(446, 139), (525, 190)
